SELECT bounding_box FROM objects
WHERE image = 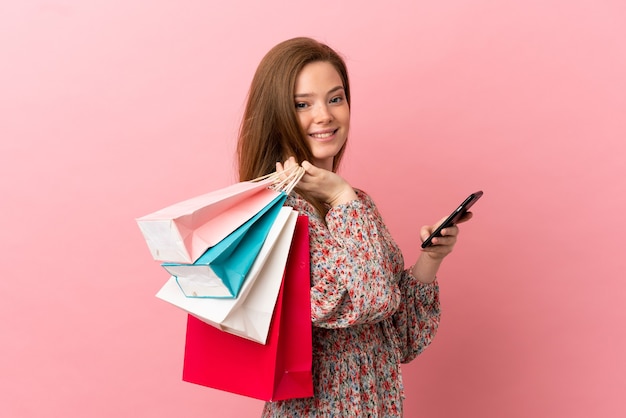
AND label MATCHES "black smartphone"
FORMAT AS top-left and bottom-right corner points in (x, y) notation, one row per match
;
(421, 191), (483, 248)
